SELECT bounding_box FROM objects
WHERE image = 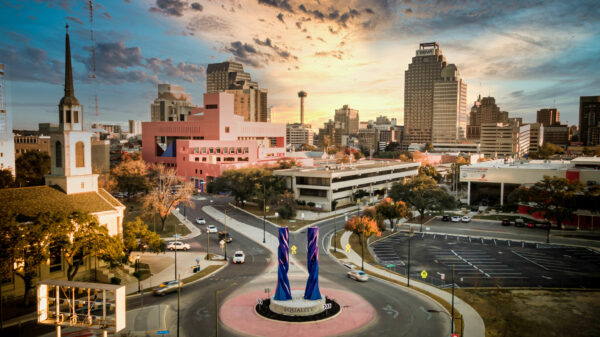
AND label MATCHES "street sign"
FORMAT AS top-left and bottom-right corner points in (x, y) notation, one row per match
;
(291, 245), (297, 255)
(345, 243), (351, 252)
(289, 220), (296, 223)
(157, 331), (170, 335)
(421, 270), (428, 279)
(386, 264), (395, 268)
